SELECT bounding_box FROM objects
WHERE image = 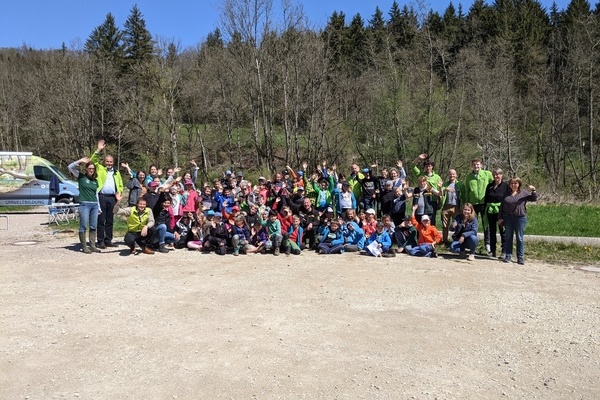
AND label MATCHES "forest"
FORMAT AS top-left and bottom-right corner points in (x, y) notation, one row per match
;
(0, 0), (598, 200)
